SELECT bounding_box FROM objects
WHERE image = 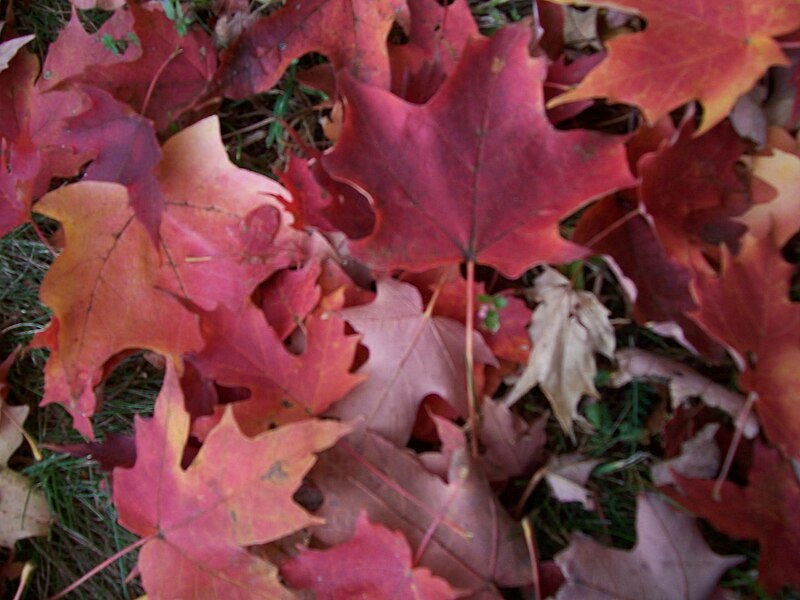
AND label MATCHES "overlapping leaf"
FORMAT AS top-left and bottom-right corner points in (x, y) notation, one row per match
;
(113, 363), (350, 598)
(556, 494), (742, 599)
(547, 0), (800, 133)
(690, 234), (800, 459)
(324, 24), (634, 277)
(311, 431), (533, 595)
(670, 443), (800, 594)
(34, 117), (301, 437)
(328, 279), (496, 445)
(282, 512), (457, 599)
(217, 0), (405, 98)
